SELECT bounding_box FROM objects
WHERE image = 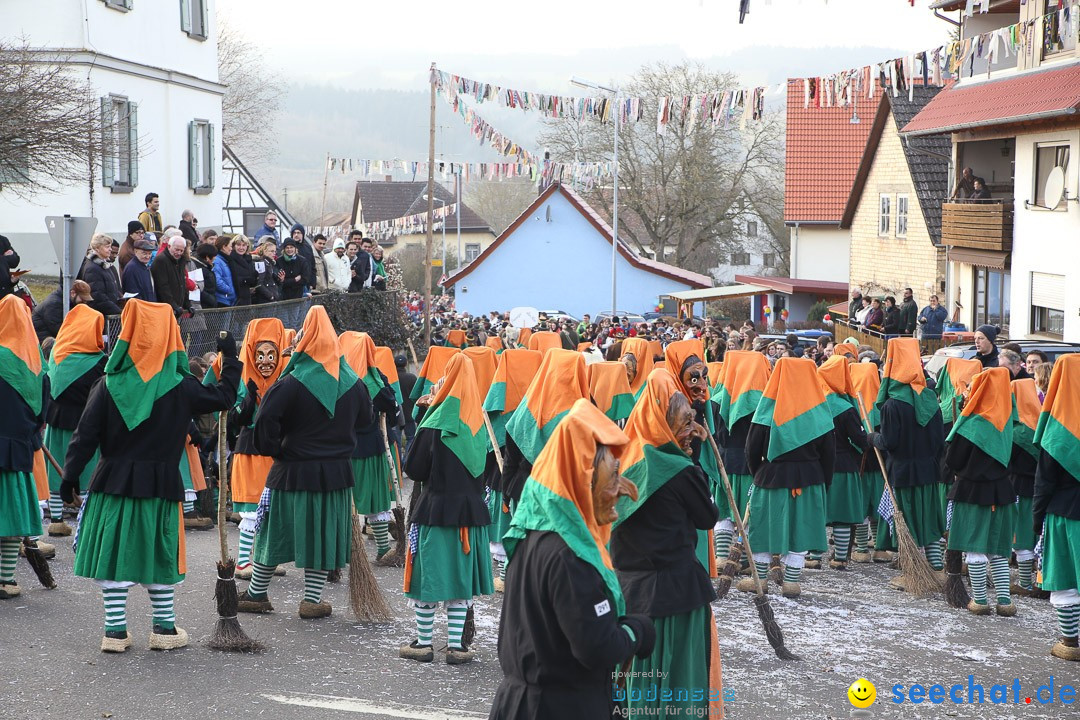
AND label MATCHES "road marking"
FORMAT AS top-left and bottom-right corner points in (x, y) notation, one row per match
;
(262, 693), (487, 719)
